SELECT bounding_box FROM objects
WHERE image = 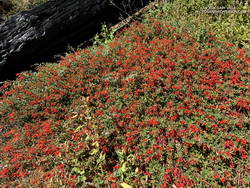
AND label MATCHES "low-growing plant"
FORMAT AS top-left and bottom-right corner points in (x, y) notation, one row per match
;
(0, 0), (249, 187)
(93, 24), (117, 47)
(154, 0), (250, 50)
